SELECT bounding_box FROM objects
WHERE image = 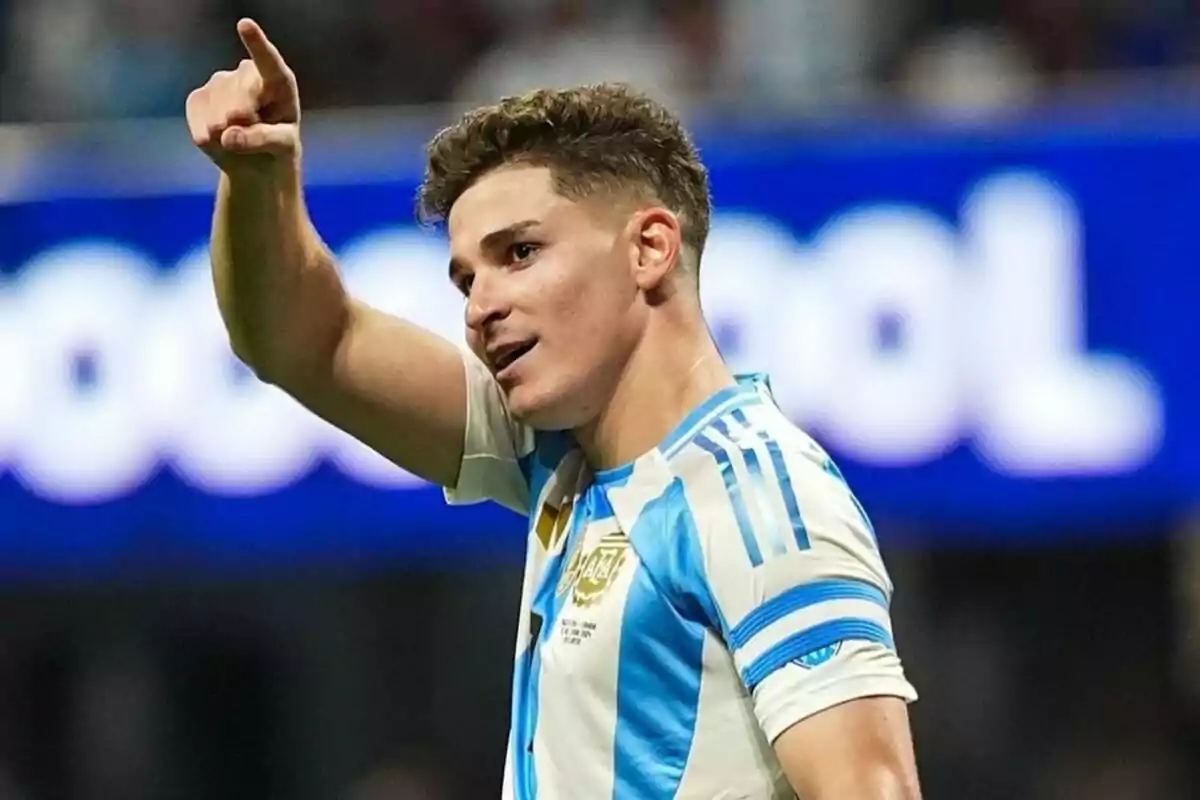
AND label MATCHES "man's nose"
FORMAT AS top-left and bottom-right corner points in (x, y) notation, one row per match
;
(465, 271), (511, 332)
